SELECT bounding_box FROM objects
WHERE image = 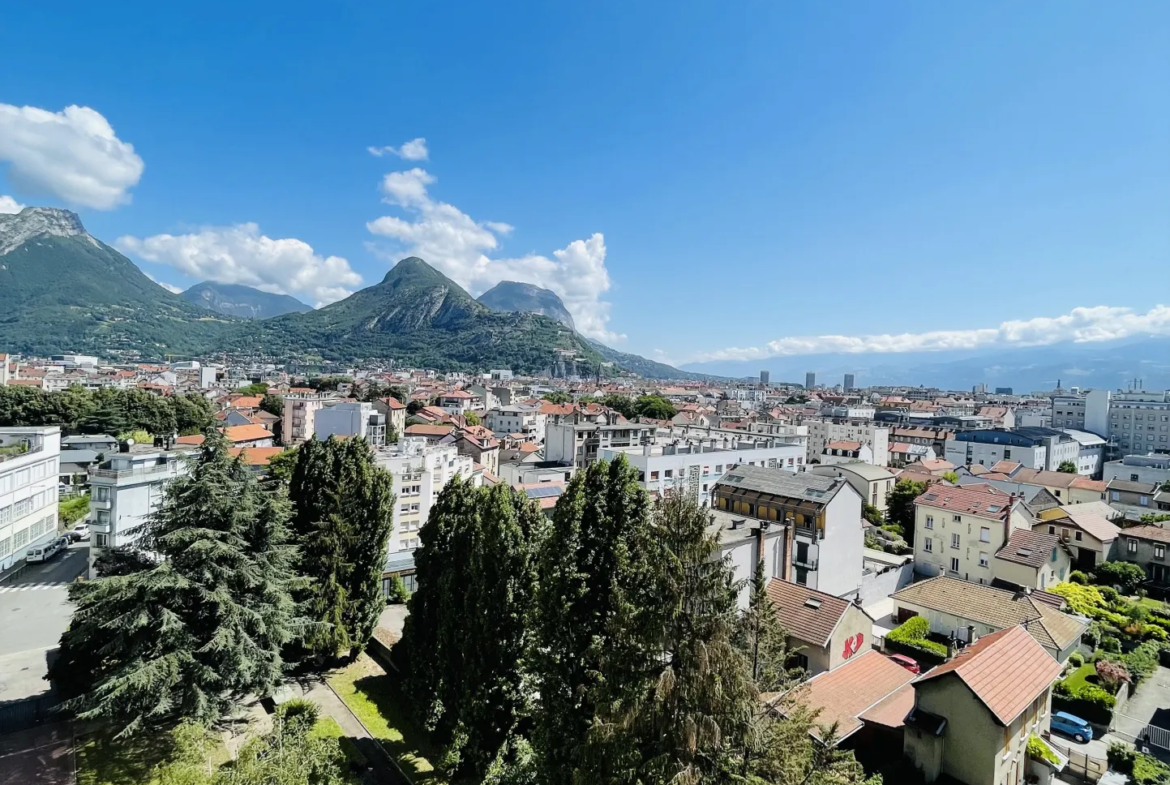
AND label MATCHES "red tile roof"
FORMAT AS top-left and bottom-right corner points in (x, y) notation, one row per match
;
(405, 424), (453, 437)
(858, 682), (916, 729)
(989, 460), (1022, 475)
(224, 424), (273, 443)
(1122, 525), (1170, 545)
(1070, 476), (1107, 492)
(914, 484), (1012, 517)
(766, 579), (855, 648)
(825, 440), (863, 451)
(380, 396), (406, 410)
(915, 625), (1061, 725)
(229, 446), (284, 466)
(789, 650), (918, 739)
(228, 395), (264, 409)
